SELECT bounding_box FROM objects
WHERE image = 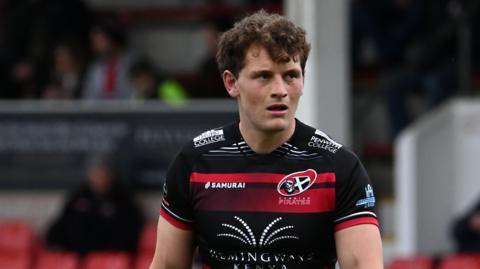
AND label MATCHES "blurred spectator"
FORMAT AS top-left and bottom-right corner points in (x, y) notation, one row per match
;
(452, 198), (480, 253)
(6, 59), (46, 99)
(190, 17), (232, 98)
(129, 58), (188, 104)
(46, 155), (144, 254)
(383, 62), (457, 138)
(82, 17), (135, 99)
(383, 0), (480, 139)
(129, 59), (160, 100)
(0, 0), (92, 99)
(43, 40), (88, 99)
(380, 0), (466, 139)
(350, 0), (425, 69)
